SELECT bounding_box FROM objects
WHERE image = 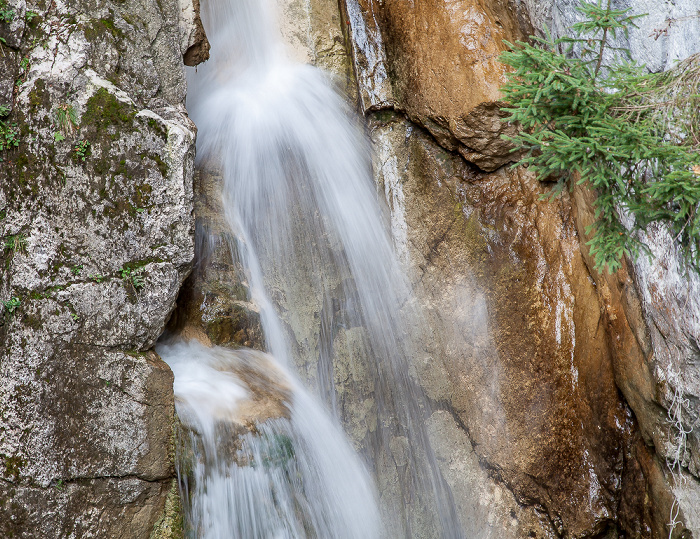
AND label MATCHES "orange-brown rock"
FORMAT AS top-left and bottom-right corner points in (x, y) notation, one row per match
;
(346, 0), (523, 170)
(571, 184), (697, 539)
(370, 114), (655, 537)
